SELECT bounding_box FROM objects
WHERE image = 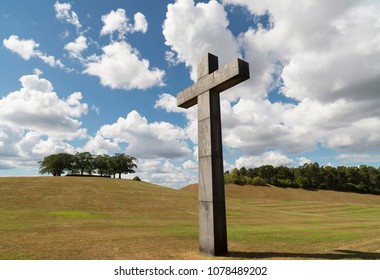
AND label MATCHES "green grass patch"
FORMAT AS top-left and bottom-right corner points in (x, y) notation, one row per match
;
(0, 251), (35, 260)
(46, 211), (108, 219)
(343, 205), (380, 219)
